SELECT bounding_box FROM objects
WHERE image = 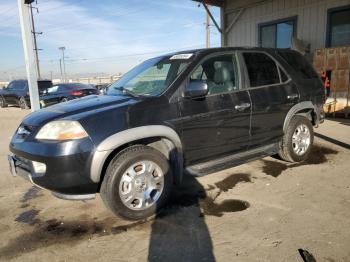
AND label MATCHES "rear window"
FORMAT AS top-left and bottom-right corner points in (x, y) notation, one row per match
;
(277, 51), (318, 79)
(243, 52), (280, 87)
